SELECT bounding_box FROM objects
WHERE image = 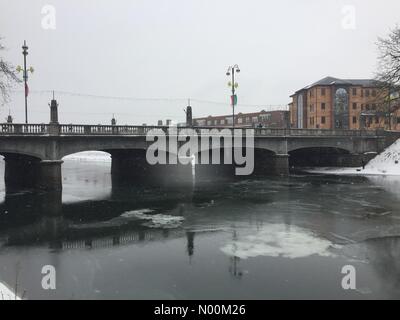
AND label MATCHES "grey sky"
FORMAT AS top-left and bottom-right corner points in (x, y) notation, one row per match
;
(1, 0), (400, 124)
